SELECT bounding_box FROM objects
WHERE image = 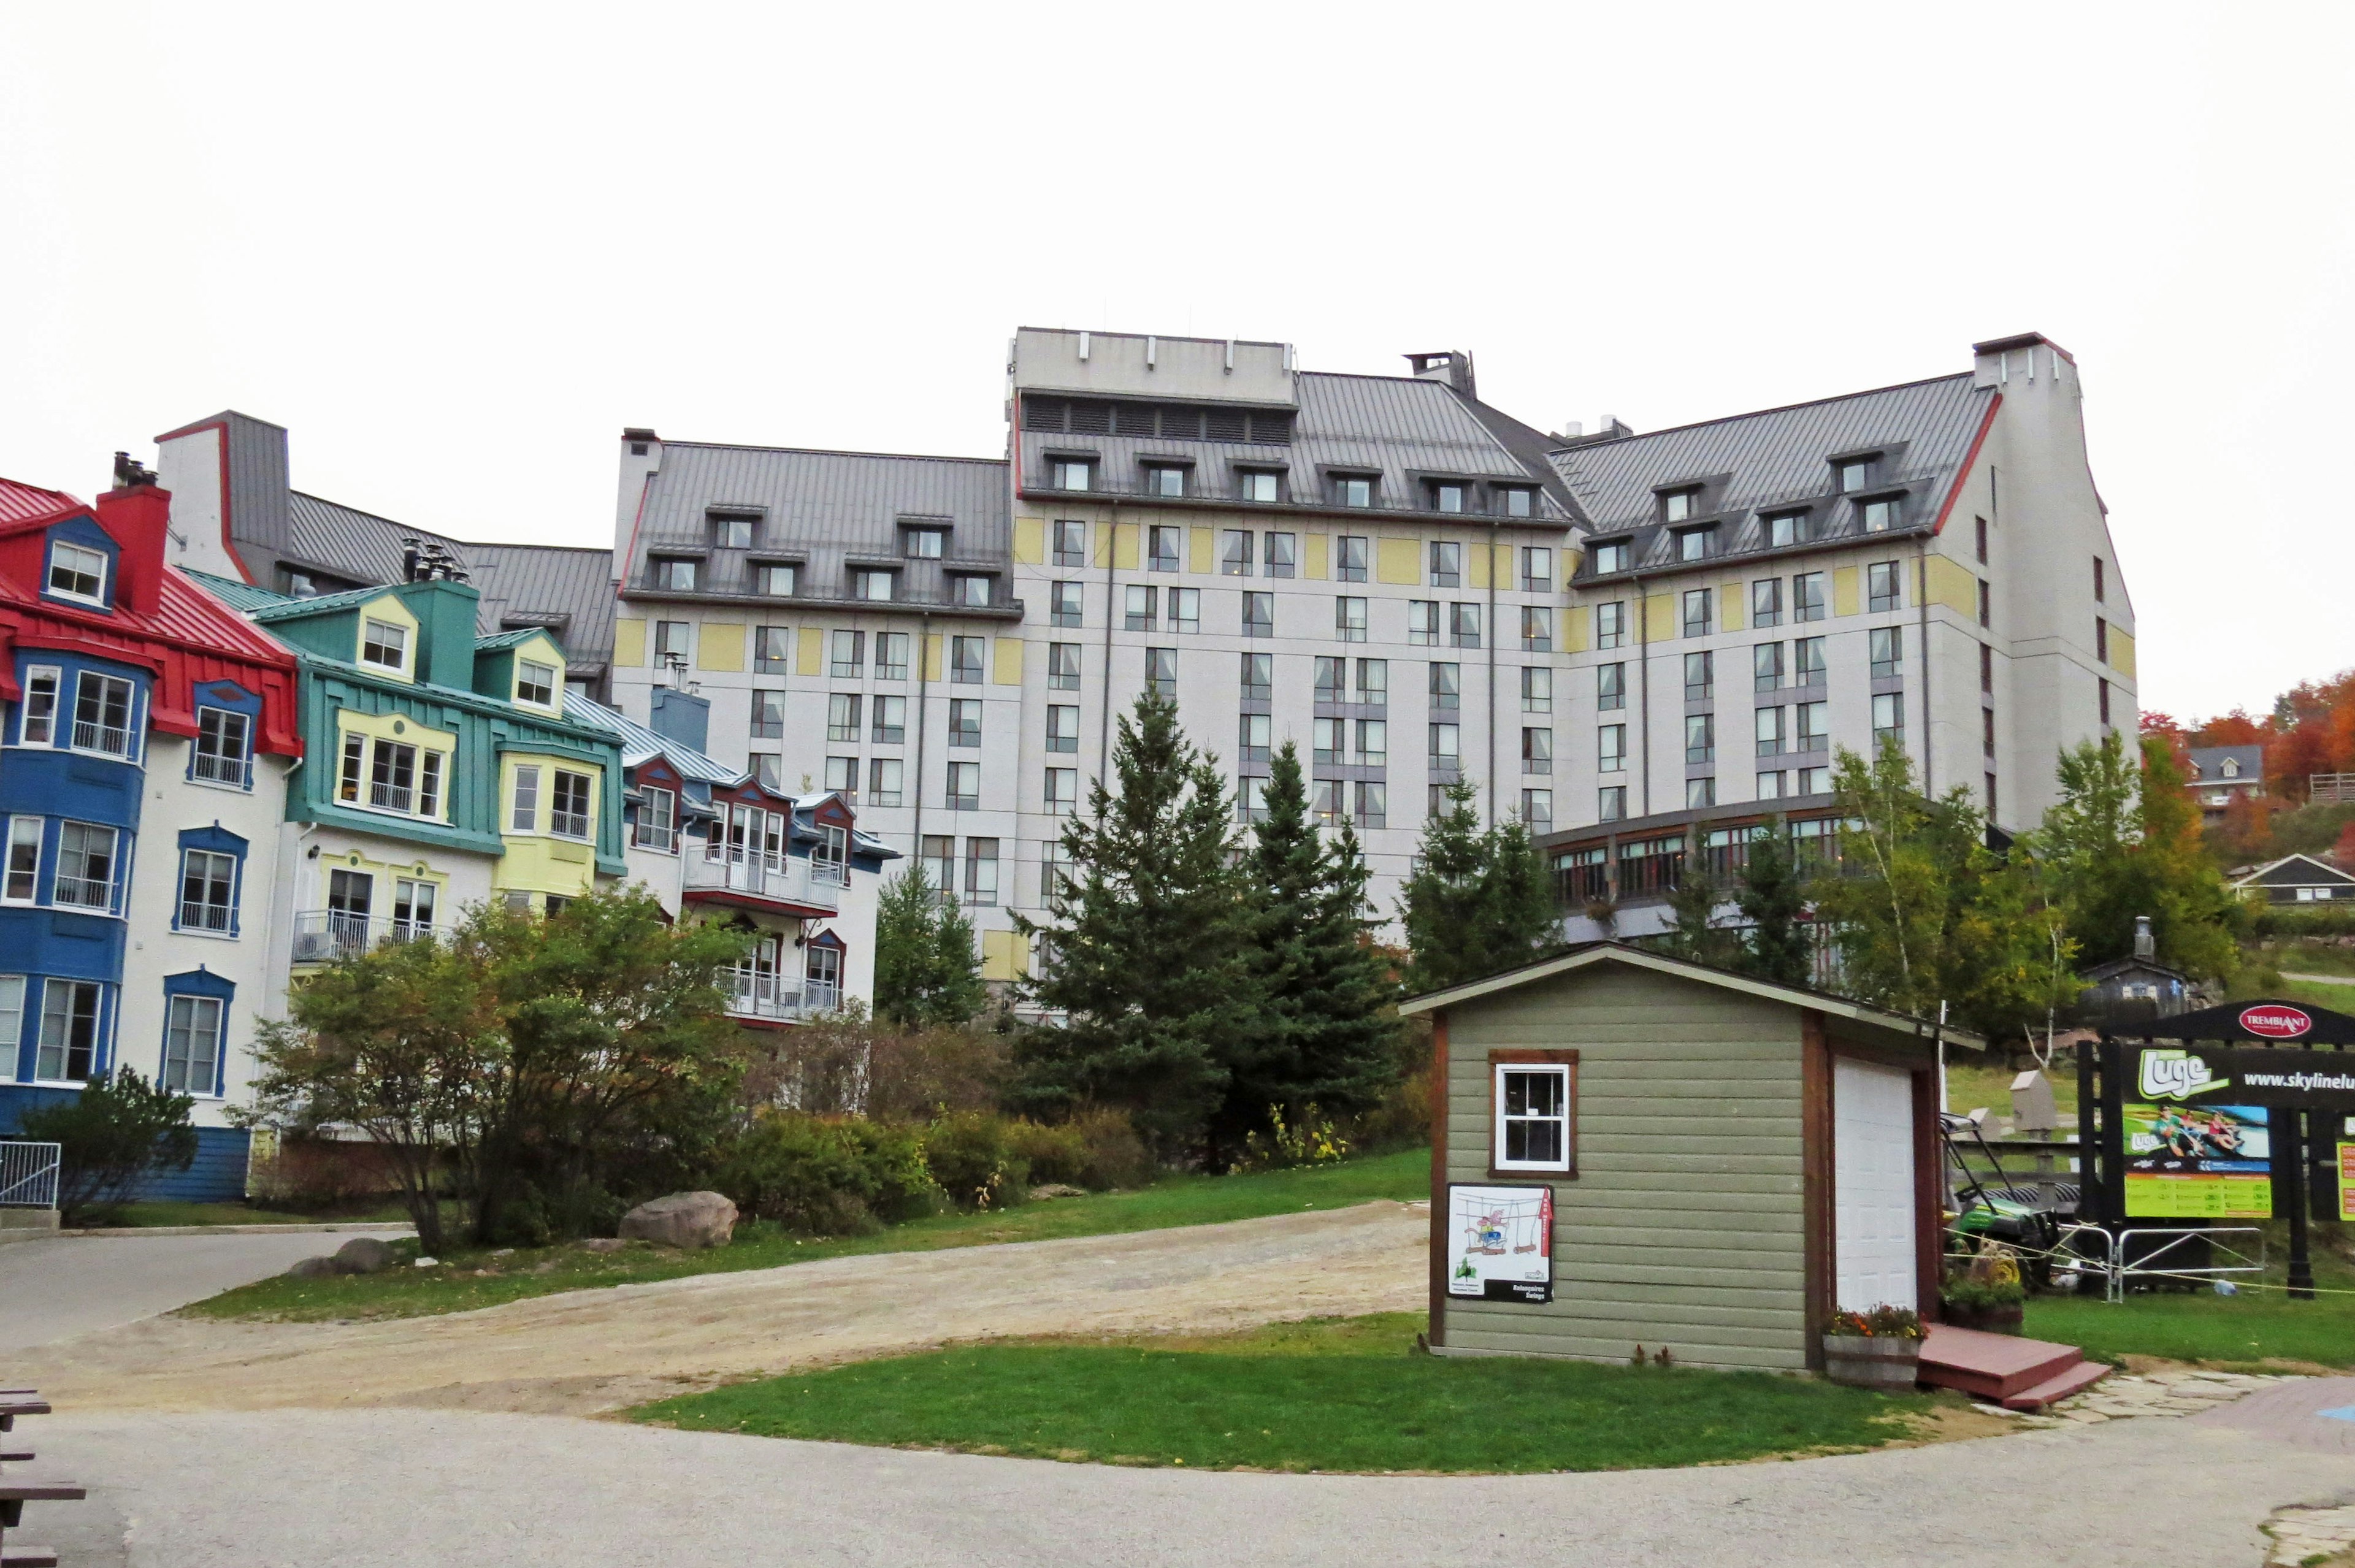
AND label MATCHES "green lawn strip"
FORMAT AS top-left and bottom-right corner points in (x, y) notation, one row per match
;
(2027, 1220), (2355, 1370)
(1943, 1061), (2077, 1123)
(101, 1201), (321, 1228)
(2273, 976), (2355, 1013)
(629, 1314), (1933, 1474)
(183, 1149), (1431, 1324)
